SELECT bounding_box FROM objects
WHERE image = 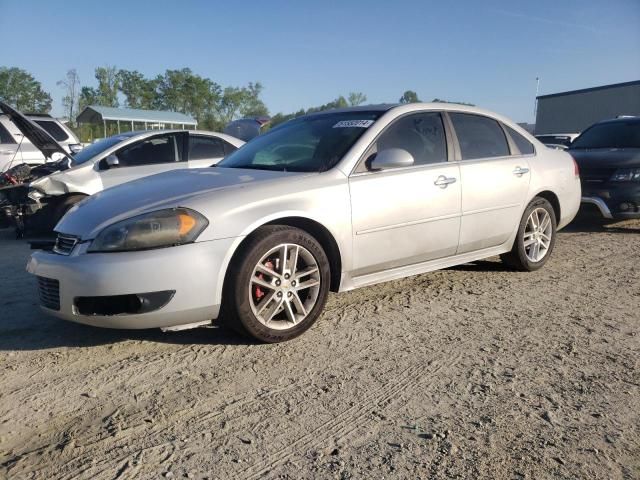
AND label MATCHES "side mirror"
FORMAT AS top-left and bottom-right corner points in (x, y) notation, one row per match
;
(69, 143), (83, 154)
(105, 154), (120, 168)
(369, 148), (414, 171)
